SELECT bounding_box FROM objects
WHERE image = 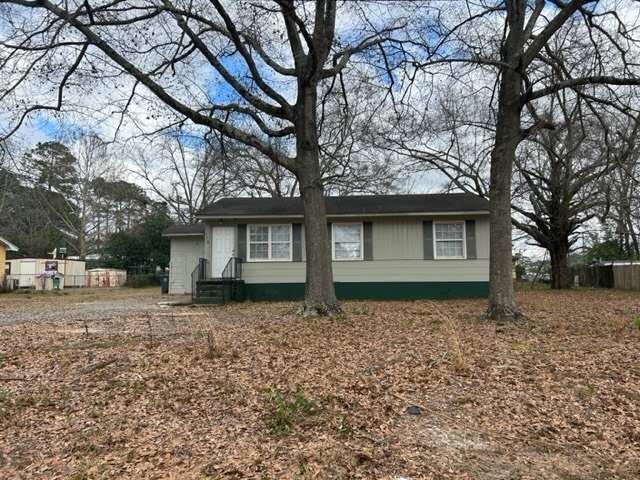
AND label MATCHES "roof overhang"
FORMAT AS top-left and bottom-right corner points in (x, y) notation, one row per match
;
(196, 194), (491, 220)
(0, 236), (18, 252)
(161, 232), (206, 237)
(197, 210), (490, 220)
(161, 224), (205, 237)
